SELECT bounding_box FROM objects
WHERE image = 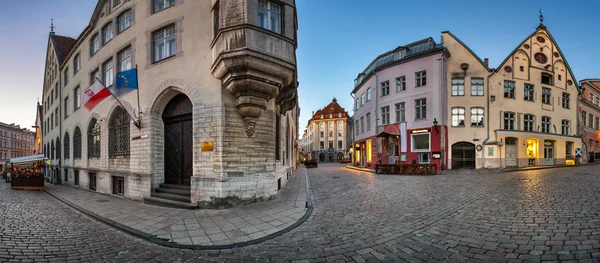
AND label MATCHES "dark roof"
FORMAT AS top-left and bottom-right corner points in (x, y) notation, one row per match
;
(52, 35), (77, 65)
